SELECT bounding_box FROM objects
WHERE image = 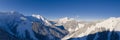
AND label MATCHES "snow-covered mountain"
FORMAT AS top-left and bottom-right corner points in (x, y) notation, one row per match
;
(0, 11), (68, 40)
(54, 17), (74, 25)
(54, 17), (82, 33)
(62, 17), (120, 40)
(0, 11), (120, 40)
